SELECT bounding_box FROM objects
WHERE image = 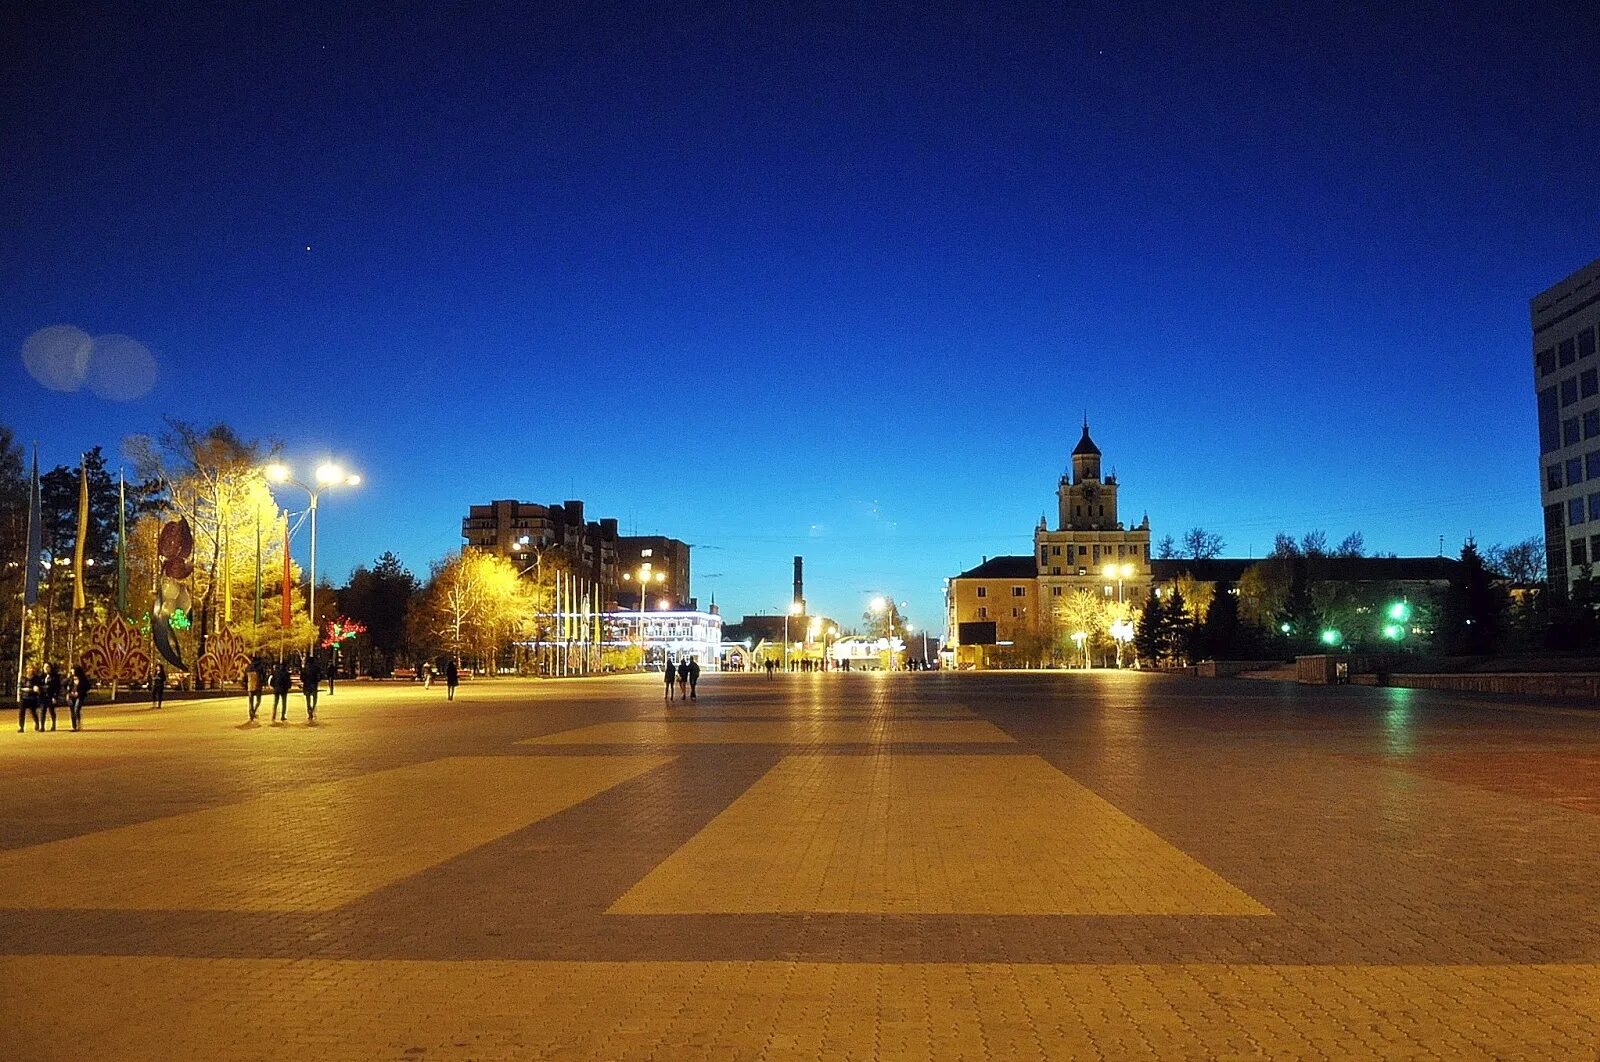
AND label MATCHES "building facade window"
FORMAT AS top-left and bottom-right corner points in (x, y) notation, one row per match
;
(976, 586), (987, 598)
(1570, 497), (1586, 526)
(1581, 327), (1598, 360)
(1011, 585), (1026, 597)
(1584, 369), (1598, 399)
(1569, 458), (1585, 485)
(1550, 464), (1565, 490)
(1541, 387), (1561, 452)
(1590, 494), (1600, 522)
(1051, 586), (1062, 596)
(1561, 338), (1577, 366)
(1565, 418), (1581, 447)
(1540, 348), (1557, 375)
(1588, 452), (1600, 480)
(1563, 378), (1580, 406)
(1587, 411), (1600, 439)
(1573, 539), (1588, 567)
